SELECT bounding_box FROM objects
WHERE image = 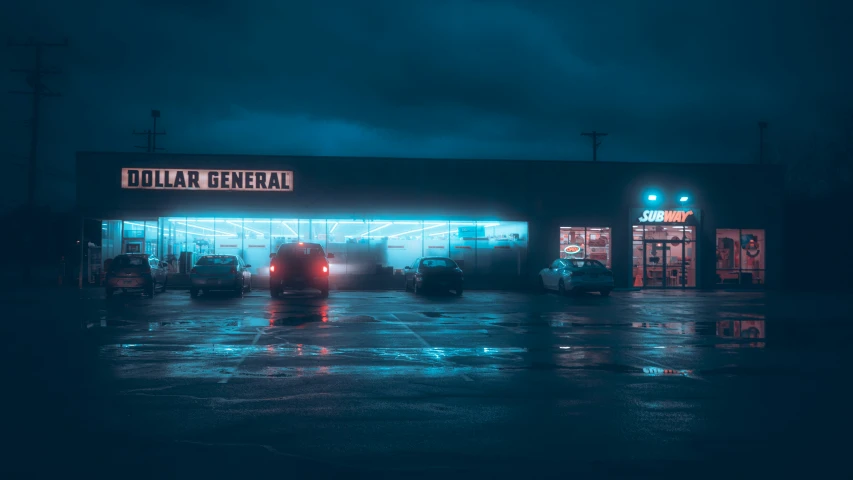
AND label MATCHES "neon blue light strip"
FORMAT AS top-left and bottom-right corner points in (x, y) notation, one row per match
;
(361, 223), (392, 236)
(124, 221), (159, 231)
(390, 224), (446, 238)
(227, 221), (265, 235)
